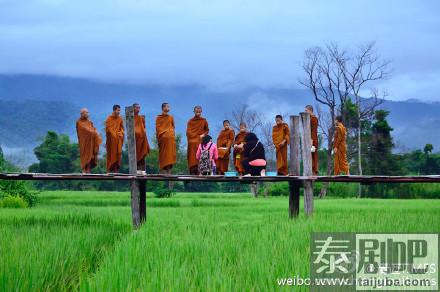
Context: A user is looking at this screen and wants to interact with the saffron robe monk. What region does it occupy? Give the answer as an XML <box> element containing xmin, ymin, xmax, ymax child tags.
<box><xmin>272</xmin><ymin>115</ymin><xmax>290</xmax><ymax>175</ymax></box>
<box><xmin>133</xmin><ymin>103</ymin><xmax>150</xmax><ymax>171</ymax></box>
<box><xmin>216</xmin><ymin>120</ymin><xmax>235</xmax><ymax>175</ymax></box>
<box><xmin>76</xmin><ymin>108</ymin><xmax>102</xmax><ymax>173</ymax></box>
<box><xmin>333</xmin><ymin>115</ymin><xmax>350</xmax><ymax>175</ymax></box>
<box><xmin>105</xmin><ymin>105</ymin><xmax>124</xmax><ymax>173</ymax></box>
<box><xmin>155</xmin><ymin>102</ymin><xmax>177</xmax><ymax>174</ymax></box>
<box><xmin>306</xmin><ymin>105</ymin><xmax>319</xmax><ymax>175</ymax></box>
<box><xmin>186</xmin><ymin>106</ymin><xmax>209</xmax><ymax>174</ymax></box>
<box><xmin>233</xmin><ymin>123</ymin><xmax>248</xmax><ymax>175</ymax></box>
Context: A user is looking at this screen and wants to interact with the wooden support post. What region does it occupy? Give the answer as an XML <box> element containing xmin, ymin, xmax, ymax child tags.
<box><xmin>300</xmin><ymin>112</ymin><xmax>314</xmax><ymax>216</ymax></box>
<box><xmin>139</xmin><ymin>180</ymin><xmax>147</xmax><ymax>223</ymax></box>
<box><xmin>288</xmin><ymin>115</ymin><xmax>301</xmax><ymax>218</ymax></box>
<box><xmin>288</xmin><ymin>181</ymin><xmax>300</xmax><ymax>218</ymax></box>
<box><xmin>125</xmin><ymin>106</ymin><xmax>141</xmax><ymax>229</ymax></box>
<box><xmin>290</xmin><ymin>116</ymin><xmax>301</xmax><ymax>176</ymax></box>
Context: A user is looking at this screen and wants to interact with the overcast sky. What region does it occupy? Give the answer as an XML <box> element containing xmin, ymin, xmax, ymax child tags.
<box><xmin>1</xmin><ymin>0</ymin><xmax>439</xmax><ymax>101</ymax></box>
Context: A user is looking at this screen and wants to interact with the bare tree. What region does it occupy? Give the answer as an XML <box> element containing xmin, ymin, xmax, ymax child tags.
<box><xmin>228</xmin><ymin>104</ymin><xmax>263</xmax><ymax>133</ymax></box>
<box><xmin>340</xmin><ymin>42</ymin><xmax>391</xmax><ymax>197</ymax></box>
<box><xmin>300</xmin><ymin>42</ymin><xmax>391</xmax><ymax>198</ymax></box>
<box><xmin>260</xmin><ymin>121</ymin><xmax>275</xmax><ymax>159</ymax></box>
<box><xmin>299</xmin><ymin>43</ymin><xmax>351</xmax><ymax>197</ymax></box>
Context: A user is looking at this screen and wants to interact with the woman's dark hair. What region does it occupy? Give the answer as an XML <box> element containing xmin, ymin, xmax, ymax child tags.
<box><xmin>202</xmin><ymin>135</ymin><xmax>212</xmax><ymax>146</ymax></box>
<box><xmin>244</xmin><ymin>132</ymin><xmax>258</xmax><ymax>143</ymax></box>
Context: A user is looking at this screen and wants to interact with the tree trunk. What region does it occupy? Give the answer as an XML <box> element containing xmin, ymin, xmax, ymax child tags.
<box><xmin>356</xmin><ymin>96</ymin><xmax>363</xmax><ymax>198</ymax></box>
<box><xmin>319</xmin><ymin>108</ymin><xmax>335</xmax><ymax>199</ymax></box>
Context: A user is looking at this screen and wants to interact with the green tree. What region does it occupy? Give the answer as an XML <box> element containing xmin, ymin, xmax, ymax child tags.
<box><xmin>364</xmin><ymin>110</ymin><xmax>401</xmax><ymax>198</ymax></box>
<box><xmin>343</xmin><ymin>99</ymin><xmax>373</xmax><ymax>175</ymax></box>
<box><xmin>0</xmin><ymin>145</ymin><xmax>37</xmax><ymax>206</ymax></box>
<box><xmin>422</xmin><ymin>144</ymin><xmax>439</xmax><ymax>174</ymax></box>
<box><xmin>366</xmin><ymin>110</ymin><xmax>398</xmax><ymax>175</ymax></box>
<box><xmin>29</xmin><ymin>131</ymin><xmax>79</xmax><ymax>173</ymax></box>
<box><xmin>28</xmin><ymin>132</ymin><xmax>81</xmax><ymax>190</ymax></box>
<box><xmin>424</xmin><ymin>144</ymin><xmax>434</xmax><ymax>155</ymax></box>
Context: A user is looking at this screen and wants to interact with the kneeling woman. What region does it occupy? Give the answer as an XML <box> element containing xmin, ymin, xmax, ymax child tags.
<box><xmin>241</xmin><ymin>132</ymin><xmax>266</xmax><ymax>176</ymax></box>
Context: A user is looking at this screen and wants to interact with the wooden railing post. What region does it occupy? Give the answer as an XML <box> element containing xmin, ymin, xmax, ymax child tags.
<box><xmin>125</xmin><ymin>106</ymin><xmax>141</xmax><ymax>229</ymax></box>
<box><xmin>300</xmin><ymin>112</ymin><xmax>314</xmax><ymax>216</ymax></box>
<box><xmin>288</xmin><ymin>115</ymin><xmax>301</xmax><ymax>218</ymax></box>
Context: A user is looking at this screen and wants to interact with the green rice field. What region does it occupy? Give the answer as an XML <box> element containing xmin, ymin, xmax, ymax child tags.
<box><xmin>1</xmin><ymin>191</ymin><xmax>439</xmax><ymax>291</ymax></box>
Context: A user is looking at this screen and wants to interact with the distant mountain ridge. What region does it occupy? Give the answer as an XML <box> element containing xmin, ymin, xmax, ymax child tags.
<box><xmin>0</xmin><ymin>74</ymin><xmax>439</xmax><ymax>164</ymax></box>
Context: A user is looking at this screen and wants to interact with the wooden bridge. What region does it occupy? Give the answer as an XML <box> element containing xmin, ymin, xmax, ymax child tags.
<box><xmin>1</xmin><ymin>106</ymin><xmax>439</xmax><ymax>229</ymax></box>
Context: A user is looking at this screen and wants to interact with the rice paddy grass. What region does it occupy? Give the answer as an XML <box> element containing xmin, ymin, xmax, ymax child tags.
<box><xmin>1</xmin><ymin>190</ymin><xmax>439</xmax><ymax>291</ymax></box>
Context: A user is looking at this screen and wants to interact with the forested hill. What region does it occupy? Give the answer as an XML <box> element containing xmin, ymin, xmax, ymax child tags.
<box><xmin>0</xmin><ymin>100</ymin><xmax>77</xmax><ymax>146</ymax></box>
<box><xmin>0</xmin><ymin>74</ymin><xmax>439</xmax><ymax>154</ymax></box>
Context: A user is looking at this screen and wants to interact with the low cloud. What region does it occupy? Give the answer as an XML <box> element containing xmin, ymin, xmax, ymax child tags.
<box><xmin>0</xmin><ymin>0</ymin><xmax>439</xmax><ymax>101</ymax></box>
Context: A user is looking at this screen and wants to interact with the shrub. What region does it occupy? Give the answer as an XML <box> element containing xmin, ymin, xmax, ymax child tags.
<box><xmin>262</xmin><ymin>182</ymin><xmax>359</xmax><ymax>197</ymax></box>
<box><xmin>325</xmin><ymin>183</ymin><xmax>358</xmax><ymax>198</ymax></box>
<box><xmin>0</xmin><ymin>180</ymin><xmax>38</xmax><ymax>206</ymax></box>
<box><xmin>0</xmin><ymin>145</ymin><xmax>38</xmax><ymax>207</ymax></box>
<box><xmin>153</xmin><ymin>182</ymin><xmax>175</xmax><ymax>198</ymax></box>
<box><xmin>260</xmin><ymin>182</ymin><xmax>288</xmax><ymax>196</ymax></box>
<box><xmin>0</xmin><ymin>195</ymin><xmax>29</xmax><ymax>208</ymax></box>
<box><xmin>268</xmin><ymin>182</ymin><xmax>289</xmax><ymax>196</ymax></box>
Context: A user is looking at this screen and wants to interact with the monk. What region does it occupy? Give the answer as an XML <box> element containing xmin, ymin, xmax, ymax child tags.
<box><xmin>272</xmin><ymin>115</ymin><xmax>290</xmax><ymax>175</ymax></box>
<box><xmin>156</xmin><ymin>102</ymin><xmax>177</xmax><ymax>174</ymax></box>
<box><xmin>333</xmin><ymin>115</ymin><xmax>350</xmax><ymax>175</ymax></box>
<box><xmin>216</xmin><ymin>120</ymin><xmax>235</xmax><ymax>175</ymax></box>
<box><xmin>133</xmin><ymin>103</ymin><xmax>150</xmax><ymax>171</ymax></box>
<box><xmin>305</xmin><ymin>105</ymin><xmax>319</xmax><ymax>175</ymax></box>
<box><xmin>186</xmin><ymin>106</ymin><xmax>209</xmax><ymax>174</ymax></box>
<box><xmin>76</xmin><ymin>108</ymin><xmax>102</xmax><ymax>173</ymax></box>
<box><xmin>105</xmin><ymin>105</ymin><xmax>124</xmax><ymax>173</ymax></box>
<box><xmin>233</xmin><ymin>122</ymin><xmax>248</xmax><ymax>175</ymax></box>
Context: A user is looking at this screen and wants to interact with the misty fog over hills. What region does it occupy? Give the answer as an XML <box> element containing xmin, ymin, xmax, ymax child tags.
<box><xmin>1</xmin><ymin>74</ymin><xmax>438</xmax><ymax>167</ymax></box>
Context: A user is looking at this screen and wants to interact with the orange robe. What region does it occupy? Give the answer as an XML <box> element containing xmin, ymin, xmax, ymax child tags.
<box><xmin>186</xmin><ymin>117</ymin><xmax>209</xmax><ymax>173</ymax></box>
<box><xmin>155</xmin><ymin>114</ymin><xmax>177</xmax><ymax>170</ymax></box>
<box><xmin>216</xmin><ymin>128</ymin><xmax>235</xmax><ymax>175</ymax></box>
<box><xmin>76</xmin><ymin>118</ymin><xmax>101</xmax><ymax>170</ymax></box>
<box><xmin>105</xmin><ymin>115</ymin><xmax>124</xmax><ymax>172</ymax></box>
<box><xmin>272</xmin><ymin>123</ymin><xmax>290</xmax><ymax>175</ymax></box>
<box><xmin>134</xmin><ymin>115</ymin><xmax>150</xmax><ymax>163</ymax></box>
<box><xmin>333</xmin><ymin>123</ymin><xmax>349</xmax><ymax>175</ymax></box>
<box><xmin>233</xmin><ymin>132</ymin><xmax>247</xmax><ymax>174</ymax></box>
<box><xmin>310</xmin><ymin>114</ymin><xmax>319</xmax><ymax>175</ymax></box>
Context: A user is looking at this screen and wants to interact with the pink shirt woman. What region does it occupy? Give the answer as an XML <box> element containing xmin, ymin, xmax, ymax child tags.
<box><xmin>196</xmin><ymin>141</ymin><xmax>219</xmax><ymax>167</ymax></box>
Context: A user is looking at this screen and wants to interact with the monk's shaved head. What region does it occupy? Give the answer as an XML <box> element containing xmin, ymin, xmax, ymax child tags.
<box><xmin>193</xmin><ymin>105</ymin><xmax>202</xmax><ymax>117</ymax></box>
<box><xmin>161</xmin><ymin>102</ymin><xmax>170</xmax><ymax>113</ymax></box>
<box><xmin>80</xmin><ymin>108</ymin><xmax>89</xmax><ymax>119</ymax></box>
<box><xmin>335</xmin><ymin>115</ymin><xmax>343</xmax><ymax>123</ymax></box>
<box><xmin>223</xmin><ymin>120</ymin><xmax>230</xmax><ymax>130</ymax></box>
<box><xmin>305</xmin><ymin>105</ymin><xmax>314</xmax><ymax>113</ymax></box>
<box><xmin>133</xmin><ymin>103</ymin><xmax>140</xmax><ymax>115</ymax></box>
<box><xmin>239</xmin><ymin>122</ymin><xmax>247</xmax><ymax>132</ymax></box>
<box><xmin>112</xmin><ymin>104</ymin><xmax>121</xmax><ymax>117</ymax></box>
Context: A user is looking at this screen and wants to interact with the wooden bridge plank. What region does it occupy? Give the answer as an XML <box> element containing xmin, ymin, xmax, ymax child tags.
<box><xmin>1</xmin><ymin>172</ymin><xmax>440</xmax><ymax>183</ymax></box>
